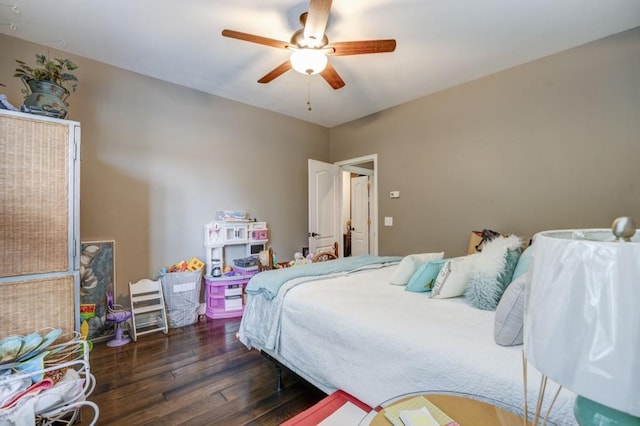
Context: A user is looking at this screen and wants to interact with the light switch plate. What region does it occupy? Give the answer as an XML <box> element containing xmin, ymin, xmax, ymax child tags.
<box><xmin>384</xmin><ymin>217</ymin><xmax>393</xmax><ymax>226</ymax></box>
<box><xmin>390</xmin><ymin>191</ymin><xmax>400</xmax><ymax>199</ymax></box>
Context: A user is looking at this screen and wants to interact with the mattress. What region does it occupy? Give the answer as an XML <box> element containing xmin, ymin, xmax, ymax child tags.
<box><xmin>240</xmin><ymin>263</ymin><xmax>577</xmax><ymax>425</ymax></box>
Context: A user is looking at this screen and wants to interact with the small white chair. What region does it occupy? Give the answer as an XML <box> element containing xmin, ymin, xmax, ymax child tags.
<box><xmin>128</xmin><ymin>279</ymin><xmax>169</xmax><ymax>341</ymax></box>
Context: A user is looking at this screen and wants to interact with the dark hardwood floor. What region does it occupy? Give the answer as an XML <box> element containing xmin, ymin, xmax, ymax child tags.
<box><xmin>82</xmin><ymin>317</ymin><xmax>326</xmax><ymax>425</ymax></box>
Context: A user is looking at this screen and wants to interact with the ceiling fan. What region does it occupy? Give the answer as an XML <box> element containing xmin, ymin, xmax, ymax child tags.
<box><xmin>221</xmin><ymin>0</ymin><xmax>396</xmax><ymax>90</ymax></box>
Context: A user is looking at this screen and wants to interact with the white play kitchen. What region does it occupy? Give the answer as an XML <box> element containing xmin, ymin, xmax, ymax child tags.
<box><xmin>203</xmin><ymin>211</ymin><xmax>269</xmax><ymax>319</ymax></box>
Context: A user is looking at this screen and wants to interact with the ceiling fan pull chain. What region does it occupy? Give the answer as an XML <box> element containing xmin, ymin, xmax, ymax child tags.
<box><xmin>306</xmin><ymin>73</ymin><xmax>312</xmax><ymax>111</ymax></box>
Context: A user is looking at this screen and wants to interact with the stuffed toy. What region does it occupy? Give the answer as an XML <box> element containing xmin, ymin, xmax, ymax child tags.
<box><xmin>293</xmin><ymin>252</ymin><xmax>312</xmax><ymax>266</ymax></box>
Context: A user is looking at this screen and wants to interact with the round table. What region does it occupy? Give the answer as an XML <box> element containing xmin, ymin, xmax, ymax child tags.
<box><xmin>360</xmin><ymin>392</ymin><xmax>542</xmax><ymax>426</ymax></box>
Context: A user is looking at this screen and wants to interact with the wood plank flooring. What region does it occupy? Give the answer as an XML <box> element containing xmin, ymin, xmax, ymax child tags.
<box><xmin>82</xmin><ymin>317</ymin><xmax>326</xmax><ymax>425</ymax></box>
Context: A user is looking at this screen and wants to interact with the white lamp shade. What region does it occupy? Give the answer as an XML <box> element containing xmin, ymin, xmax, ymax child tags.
<box><xmin>524</xmin><ymin>229</ymin><xmax>640</xmax><ymax>416</ymax></box>
<box><xmin>290</xmin><ymin>49</ymin><xmax>328</xmax><ymax>75</ymax></box>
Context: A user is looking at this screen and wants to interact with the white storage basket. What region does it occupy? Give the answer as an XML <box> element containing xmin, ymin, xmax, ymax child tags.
<box><xmin>160</xmin><ymin>271</ymin><xmax>203</xmax><ymax>328</ymax></box>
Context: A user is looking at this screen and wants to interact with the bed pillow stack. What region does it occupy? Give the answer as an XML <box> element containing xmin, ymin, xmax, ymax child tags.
<box><xmin>464</xmin><ymin>235</ymin><xmax>522</xmax><ymax>310</ymax></box>
<box><xmin>389</xmin><ymin>252</ymin><xmax>445</xmax><ymax>285</ymax></box>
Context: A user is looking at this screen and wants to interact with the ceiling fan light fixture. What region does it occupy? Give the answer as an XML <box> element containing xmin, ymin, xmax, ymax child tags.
<box><xmin>290</xmin><ymin>48</ymin><xmax>328</xmax><ymax>75</ymax></box>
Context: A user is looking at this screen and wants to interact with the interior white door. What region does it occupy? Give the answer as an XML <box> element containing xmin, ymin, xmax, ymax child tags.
<box><xmin>350</xmin><ymin>175</ymin><xmax>370</xmax><ymax>256</ymax></box>
<box><xmin>308</xmin><ymin>159</ymin><xmax>340</xmax><ymax>254</ymax></box>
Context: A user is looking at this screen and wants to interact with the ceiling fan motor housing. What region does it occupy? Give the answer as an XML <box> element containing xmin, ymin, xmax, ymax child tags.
<box><xmin>291</xmin><ymin>28</ymin><xmax>329</xmax><ymax>48</ymax></box>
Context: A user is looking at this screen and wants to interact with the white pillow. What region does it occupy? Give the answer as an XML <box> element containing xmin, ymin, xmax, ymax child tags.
<box><xmin>431</xmin><ymin>255</ymin><xmax>476</xmax><ymax>298</ymax></box>
<box><xmin>390</xmin><ymin>252</ymin><xmax>445</xmax><ymax>285</ymax></box>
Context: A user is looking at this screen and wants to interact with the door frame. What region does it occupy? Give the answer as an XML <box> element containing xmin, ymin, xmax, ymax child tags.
<box><xmin>335</xmin><ymin>154</ymin><xmax>378</xmax><ymax>256</ymax></box>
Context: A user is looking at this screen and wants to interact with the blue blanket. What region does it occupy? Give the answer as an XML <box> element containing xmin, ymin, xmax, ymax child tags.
<box><xmin>246</xmin><ymin>255</ymin><xmax>401</xmax><ymax>300</ymax></box>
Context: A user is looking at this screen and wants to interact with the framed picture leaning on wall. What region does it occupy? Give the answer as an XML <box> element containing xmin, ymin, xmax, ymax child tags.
<box><xmin>80</xmin><ymin>240</ymin><xmax>116</xmax><ymax>340</ymax></box>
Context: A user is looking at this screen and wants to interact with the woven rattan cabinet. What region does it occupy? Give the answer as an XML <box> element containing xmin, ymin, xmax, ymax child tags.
<box><xmin>0</xmin><ymin>109</ymin><xmax>81</xmax><ymax>337</ymax></box>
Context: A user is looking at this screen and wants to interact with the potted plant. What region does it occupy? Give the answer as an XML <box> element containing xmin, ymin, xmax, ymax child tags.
<box><xmin>14</xmin><ymin>54</ymin><xmax>78</xmax><ymax>118</ymax></box>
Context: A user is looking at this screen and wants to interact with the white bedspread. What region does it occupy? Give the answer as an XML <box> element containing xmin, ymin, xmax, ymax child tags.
<box><xmin>240</xmin><ymin>263</ymin><xmax>578</xmax><ymax>425</ymax></box>
<box><xmin>239</xmin><ymin>263</ymin><xmax>397</xmax><ymax>352</ymax></box>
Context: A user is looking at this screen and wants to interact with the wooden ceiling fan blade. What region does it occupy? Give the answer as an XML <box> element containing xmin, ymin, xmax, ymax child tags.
<box><xmin>328</xmin><ymin>39</ymin><xmax>396</xmax><ymax>56</ymax></box>
<box><xmin>222</xmin><ymin>29</ymin><xmax>290</xmax><ymax>49</ymax></box>
<box><xmin>303</xmin><ymin>0</ymin><xmax>332</xmax><ymax>46</ymax></box>
<box><xmin>258</xmin><ymin>61</ymin><xmax>292</xmax><ymax>84</ymax></box>
<box><xmin>320</xmin><ymin>63</ymin><xmax>345</xmax><ymax>90</ymax></box>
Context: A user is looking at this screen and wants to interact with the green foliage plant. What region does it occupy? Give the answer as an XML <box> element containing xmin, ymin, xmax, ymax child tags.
<box><xmin>14</xmin><ymin>54</ymin><xmax>78</xmax><ymax>93</ymax></box>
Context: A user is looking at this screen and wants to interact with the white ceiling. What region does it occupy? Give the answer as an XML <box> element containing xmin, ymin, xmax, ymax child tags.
<box><xmin>1</xmin><ymin>0</ymin><xmax>639</xmax><ymax>128</ymax></box>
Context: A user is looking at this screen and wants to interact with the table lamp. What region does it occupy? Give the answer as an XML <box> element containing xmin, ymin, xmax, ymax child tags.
<box><xmin>524</xmin><ymin>217</ymin><xmax>640</xmax><ymax>425</ymax></box>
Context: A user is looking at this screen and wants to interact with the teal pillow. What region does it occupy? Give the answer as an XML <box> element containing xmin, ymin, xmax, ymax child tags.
<box><xmin>499</xmin><ymin>248</ymin><xmax>521</xmax><ymax>287</ymax></box>
<box><xmin>511</xmin><ymin>245</ymin><xmax>533</xmax><ymax>281</ymax></box>
<box><xmin>405</xmin><ymin>260</ymin><xmax>447</xmax><ymax>292</ymax></box>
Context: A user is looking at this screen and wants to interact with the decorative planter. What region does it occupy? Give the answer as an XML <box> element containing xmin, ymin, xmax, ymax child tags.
<box><xmin>23</xmin><ymin>79</ymin><xmax>70</xmax><ymax>119</ymax></box>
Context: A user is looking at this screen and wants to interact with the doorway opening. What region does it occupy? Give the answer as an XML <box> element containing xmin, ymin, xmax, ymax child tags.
<box><xmin>336</xmin><ymin>154</ymin><xmax>378</xmax><ymax>257</ymax></box>
<box><xmin>307</xmin><ymin>154</ymin><xmax>378</xmax><ymax>258</ymax></box>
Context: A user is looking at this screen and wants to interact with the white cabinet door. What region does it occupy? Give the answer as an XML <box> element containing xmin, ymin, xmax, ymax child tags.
<box><xmin>0</xmin><ymin>110</ymin><xmax>80</xmax><ymax>336</ymax></box>
<box><xmin>224</xmin><ymin>224</ymin><xmax>248</xmax><ymax>243</ymax></box>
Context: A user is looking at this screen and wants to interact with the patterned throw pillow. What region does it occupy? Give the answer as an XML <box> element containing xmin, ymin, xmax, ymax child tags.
<box><xmin>465</xmin><ymin>235</ymin><xmax>522</xmax><ymax>310</ymax></box>
<box><xmin>431</xmin><ymin>256</ymin><xmax>476</xmax><ymax>298</ymax></box>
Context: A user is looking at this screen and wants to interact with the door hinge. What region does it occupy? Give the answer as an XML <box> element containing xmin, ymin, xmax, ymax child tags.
<box><xmin>368</xmin><ymin>219</ymin><xmax>372</xmax><ymax>225</ymax></box>
<box><xmin>367</xmin><ymin>181</ymin><xmax>372</xmax><ymax>190</ymax></box>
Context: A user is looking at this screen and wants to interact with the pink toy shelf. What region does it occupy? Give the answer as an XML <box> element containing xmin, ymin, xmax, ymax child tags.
<box><xmin>205</xmin><ymin>268</ymin><xmax>257</xmax><ymax>319</ymax></box>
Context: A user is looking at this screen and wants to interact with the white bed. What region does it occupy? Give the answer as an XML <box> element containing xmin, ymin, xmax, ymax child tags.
<box><xmin>239</xmin><ymin>261</ymin><xmax>577</xmax><ymax>425</ymax></box>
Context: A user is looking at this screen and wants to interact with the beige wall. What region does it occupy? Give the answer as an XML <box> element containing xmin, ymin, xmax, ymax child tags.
<box><xmin>3</xmin><ymin>26</ymin><xmax>640</xmax><ymax>298</ymax></box>
<box><xmin>1</xmin><ymin>34</ymin><xmax>329</xmax><ymax>301</ymax></box>
<box><xmin>330</xmin><ymin>27</ymin><xmax>640</xmax><ymax>257</ymax></box>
